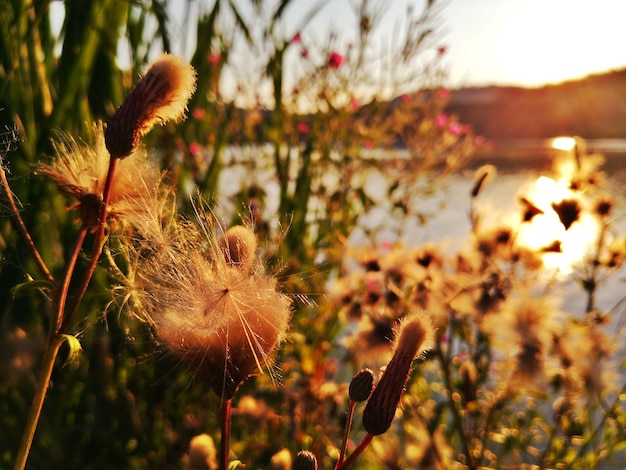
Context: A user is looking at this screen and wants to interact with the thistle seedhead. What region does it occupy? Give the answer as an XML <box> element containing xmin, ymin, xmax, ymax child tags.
<box><xmin>362</xmin><ymin>312</ymin><xmax>433</xmax><ymax>436</ymax></box>
<box><xmin>138</xmin><ymin>217</ymin><xmax>291</xmax><ymax>399</ymax></box>
<box><xmin>105</xmin><ymin>54</ymin><xmax>197</xmax><ymax>159</ymax></box>
<box><xmin>37</xmin><ymin>123</ymin><xmax>166</xmax><ymax>231</ymax></box>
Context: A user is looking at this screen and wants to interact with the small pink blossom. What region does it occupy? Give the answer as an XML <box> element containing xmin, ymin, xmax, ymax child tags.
<box><xmin>448</xmin><ymin>122</ymin><xmax>463</xmax><ymax>136</ymax></box>
<box><xmin>435</xmin><ymin>113</ymin><xmax>449</xmax><ymax>129</ymax></box>
<box><xmin>400</xmin><ymin>94</ymin><xmax>410</xmax><ymax>103</ymax></box>
<box><xmin>209</xmin><ymin>53</ymin><xmax>221</xmax><ymax>64</ymax></box>
<box><xmin>327</xmin><ymin>52</ymin><xmax>344</xmax><ymax>69</ymax></box>
<box><xmin>350</xmin><ymin>97</ymin><xmax>360</xmax><ymax>111</ymax></box>
<box><xmin>437</xmin><ymin>88</ymin><xmax>450</xmax><ymax>100</ymax></box>
<box><xmin>192</xmin><ymin>108</ymin><xmax>206</xmax><ymax>120</ymax></box>
<box><xmin>380</xmin><ymin>240</ymin><xmax>393</xmax><ymax>251</ymax></box>
<box><xmin>291</xmin><ymin>32</ymin><xmax>301</xmax><ymax>43</ymax></box>
<box><xmin>189</xmin><ymin>142</ymin><xmax>202</xmax><ymax>157</ymax></box>
<box><xmin>296</xmin><ymin>121</ymin><xmax>310</xmax><ymax>134</ymax></box>
<box><xmin>364</xmin><ymin>140</ymin><xmax>374</xmax><ymax>149</ymax></box>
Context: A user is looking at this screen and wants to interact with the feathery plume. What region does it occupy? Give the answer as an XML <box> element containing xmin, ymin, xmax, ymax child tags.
<box><xmin>138</xmin><ymin>216</ymin><xmax>291</xmax><ymax>399</ymax></box>
<box><xmin>105</xmin><ymin>54</ymin><xmax>197</xmax><ymax>159</ymax></box>
<box><xmin>37</xmin><ymin>123</ymin><xmax>166</xmax><ymax>231</ymax></box>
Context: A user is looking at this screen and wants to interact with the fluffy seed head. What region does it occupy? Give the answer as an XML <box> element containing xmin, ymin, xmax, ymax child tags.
<box><xmin>105</xmin><ymin>54</ymin><xmax>197</xmax><ymax>159</ymax></box>
<box><xmin>138</xmin><ymin>218</ymin><xmax>291</xmax><ymax>399</ymax></box>
<box><xmin>37</xmin><ymin>123</ymin><xmax>166</xmax><ymax>231</ymax></box>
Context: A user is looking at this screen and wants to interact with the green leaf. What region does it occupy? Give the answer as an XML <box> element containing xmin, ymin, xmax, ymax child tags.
<box><xmin>10</xmin><ymin>279</ymin><xmax>55</xmax><ymax>297</ymax></box>
<box><xmin>58</xmin><ymin>334</ymin><xmax>83</xmax><ymax>366</ymax></box>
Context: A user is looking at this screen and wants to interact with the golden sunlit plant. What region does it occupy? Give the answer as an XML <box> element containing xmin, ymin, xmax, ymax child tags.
<box><xmin>2</xmin><ymin>1</ymin><xmax>625</xmax><ymax>469</ymax></box>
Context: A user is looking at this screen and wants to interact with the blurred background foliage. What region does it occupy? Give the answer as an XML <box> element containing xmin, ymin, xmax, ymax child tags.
<box><xmin>2</xmin><ymin>1</ymin><xmax>623</xmax><ymax>469</ymax></box>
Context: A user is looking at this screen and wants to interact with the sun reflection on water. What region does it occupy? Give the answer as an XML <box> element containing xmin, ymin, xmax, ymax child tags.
<box><xmin>515</xmin><ymin>175</ymin><xmax>600</xmax><ymax>273</ymax></box>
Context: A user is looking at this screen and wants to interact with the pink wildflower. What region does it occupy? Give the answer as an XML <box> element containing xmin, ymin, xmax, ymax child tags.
<box><xmin>189</xmin><ymin>142</ymin><xmax>202</xmax><ymax>157</ymax></box>
<box><xmin>328</xmin><ymin>52</ymin><xmax>344</xmax><ymax>69</ymax></box>
<box><xmin>296</xmin><ymin>122</ymin><xmax>310</xmax><ymax>134</ymax></box>
<box><xmin>435</xmin><ymin>113</ymin><xmax>449</xmax><ymax>129</ymax></box>
<box><xmin>192</xmin><ymin>108</ymin><xmax>206</xmax><ymax>120</ymax></box>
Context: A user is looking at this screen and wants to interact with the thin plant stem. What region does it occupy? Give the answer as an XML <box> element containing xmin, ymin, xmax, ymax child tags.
<box><xmin>336</xmin><ymin>432</ymin><xmax>374</xmax><ymax>470</ymax></box>
<box><xmin>0</xmin><ymin>164</ymin><xmax>55</xmax><ymax>285</ymax></box>
<box><xmin>65</xmin><ymin>157</ymin><xmax>118</xmax><ymax>327</ymax></box>
<box><xmin>335</xmin><ymin>400</ymin><xmax>357</xmax><ymax>469</ymax></box>
<box><xmin>434</xmin><ymin>344</ymin><xmax>473</xmax><ymax>467</ymax></box>
<box><xmin>13</xmin><ymin>335</ymin><xmax>64</xmax><ymax>470</ymax></box>
<box><xmin>220</xmin><ymin>398</ymin><xmax>233</xmax><ymax>470</ymax></box>
<box><xmin>14</xmin><ymin>226</ymin><xmax>87</xmax><ymax>469</ymax></box>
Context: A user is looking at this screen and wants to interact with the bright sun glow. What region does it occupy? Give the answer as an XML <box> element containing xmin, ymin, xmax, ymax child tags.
<box><xmin>550</xmin><ymin>136</ymin><xmax>577</xmax><ymax>151</ymax></box>
<box><xmin>516</xmin><ymin>176</ymin><xmax>599</xmax><ymax>272</ymax></box>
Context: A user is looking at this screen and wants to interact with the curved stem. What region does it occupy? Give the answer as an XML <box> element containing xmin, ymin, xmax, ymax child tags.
<box><xmin>0</xmin><ymin>164</ymin><xmax>55</xmax><ymax>285</ymax></box>
<box><xmin>56</xmin><ymin>226</ymin><xmax>88</xmax><ymax>333</ymax></box>
<box><xmin>13</xmin><ymin>335</ymin><xmax>64</xmax><ymax>470</ymax></box>
<box><xmin>219</xmin><ymin>398</ymin><xmax>232</xmax><ymax>470</ymax></box>
<box><xmin>336</xmin><ymin>433</ymin><xmax>373</xmax><ymax>470</ymax></box>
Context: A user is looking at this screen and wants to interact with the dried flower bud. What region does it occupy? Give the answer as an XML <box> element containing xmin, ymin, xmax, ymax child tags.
<box><xmin>551</xmin><ymin>198</ymin><xmax>581</xmax><ymax>231</ymax></box>
<box><xmin>218</xmin><ymin>225</ymin><xmax>257</xmax><ymax>270</ymax></box>
<box><xmin>349</xmin><ymin>368</ymin><xmax>374</xmax><ymax>402</ymax></box>
<box><xmin>188</xmin><ymin>434</ymin><xmax>218</xmax><ymax>470</ymax></box>
<box><xmin>362</xmin><ymin>313</ymin><xmax>433</xmax><ymax>436</ymax></box>
<box><xmin>471</xmin><ymin>164</ymin><xmax>496</xmax><ymax>198</ymax></box>
<box><xmin>105</xmin><ymin>54</ymin><xmax>197</xmax><ymax>159</ymax></box>
<box><xmin>293</xmin><ymin>450</ymin><xmax>318</xmax><ymax>470</ymax></box>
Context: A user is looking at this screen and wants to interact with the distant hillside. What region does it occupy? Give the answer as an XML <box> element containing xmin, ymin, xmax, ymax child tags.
<box><xmin>447</xmin><ymin>69</ymin><xmax>626</xmax><ymax>139</ymax></box>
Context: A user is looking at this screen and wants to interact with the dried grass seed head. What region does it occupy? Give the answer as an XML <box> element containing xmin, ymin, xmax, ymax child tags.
<box><xmin>105</xmin><ymin>54</ymin><xmax>197</xmax><ymax>159</ymax></box>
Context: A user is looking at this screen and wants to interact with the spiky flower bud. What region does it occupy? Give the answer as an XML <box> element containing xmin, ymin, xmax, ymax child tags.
<box><xmin>105</xmin><ymin>54</ymin><xmax>197</xmax><ymax>159</ymax></box>
<box><xmin>349</xmin><ymin>368</ymin><xmax>374</xmax><ymax>402</ymax></box>
<box><xmin>218</xmin><ymin>225</ymin><xmax>257</xmax><ymax>271</ymax></box>
<box><xmin>362</xmin><ymin>313</ymin><xmax>433</xmax><ymax>436</ymax></box>
<box><xmin>293</xmin><ymin>451</ymin><xmax>318</xmax><ymax>470</ymax></box>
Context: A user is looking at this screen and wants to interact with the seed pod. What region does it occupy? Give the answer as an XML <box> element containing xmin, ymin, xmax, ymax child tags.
<box><xmin>105</xmin><ymin>54</ymin><xmax>196</xmax><ymax>159</ymax></box>
<box><xmin>362</xmin><ymin>314</ymin><xmax>433</xmax><ymax>435</ymax></box>
<box><xmin>293</xmin><ymin>451</ymin><xmax>318</xmax><ymax>470</ymax></box>
<box><xmin>349</xmin><ymin>368</ymin><xmax>374</xmax><ymax>402</ymax></box>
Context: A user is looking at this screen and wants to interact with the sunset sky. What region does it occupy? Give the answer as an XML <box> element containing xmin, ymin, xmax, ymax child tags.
<box><xmin>306</xmin><ymin>0</ymin><xmax>626</xmax><ymax>88</ymax></box>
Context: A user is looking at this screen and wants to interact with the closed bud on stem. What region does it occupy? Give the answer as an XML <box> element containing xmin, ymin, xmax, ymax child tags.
<box><xmin>218</xmin><ymin>225</ymin><xmax>257</xmax><ymax>271</ymax></box>
<box><xmin>105</xmin><ymin>54</ymin><xmax>197</xmax><ymax>159</ymax></box>
<box><xmin>293</xmin><ymin>450</ymin><xmax>318</xmax><ymax>470</ymax></box>
<box><xmin>362</xmin><ymin>313</ymin><xmax>433</xmax><ymax>436</ymax></box>
<box><xmin>349</xmin><ymin>368</ymin><xmax>374</xmax><ymax>402</ymax></box>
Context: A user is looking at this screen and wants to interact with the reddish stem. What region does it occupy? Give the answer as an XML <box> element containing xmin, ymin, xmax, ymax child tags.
<box><xmin>65</xmin><ymin>158</ymin><xmax>118</xmax><ymax>326</ymax></box>
<box><xmin>0</xmin><ymin>165</ymin><xmax>55</xmax><ymax>285</ymax></box>
<box><xmin>220</xmin><ymin>398</ymin><xmax>232</xmax><ymax>470</ymax></box>
<box><xmin>337</xmin><ymin>433</ymin><xmax>374</xmax><ymax>470</ymax></box>
<box><xmin>335</xmin><ymin>400</ymin><xmax>357</xmax><ymax>469</ymax></box>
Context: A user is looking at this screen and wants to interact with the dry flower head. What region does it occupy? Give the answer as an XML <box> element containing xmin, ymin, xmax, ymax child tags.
<box><xmin>105</xmin><ymin>54</ymin><xmax>197</xmax><ymax>159</ymax></box>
